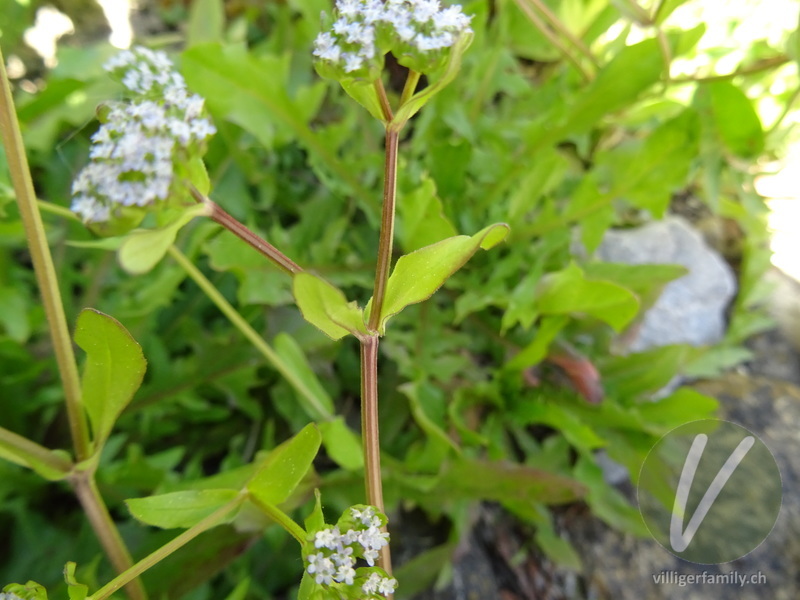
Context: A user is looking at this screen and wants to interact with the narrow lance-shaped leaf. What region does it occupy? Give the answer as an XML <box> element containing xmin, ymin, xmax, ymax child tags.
<box><xmin>368</xmin><ymin>223</ymin><xmax>509</xmax><ymax>333</ymax></box>
<box><xmin>126</xmin><ymin>489</ymin><xmax>242</xmax><ymax>529</ymax></box>
<box><xmin>73</xmin><ymin>308</ymin><xmax>147</xmax><ymax>450</ymax></box>
<box><xmin>293</xmin><ymin>272</ymin><xmax>369</xmax><ymax>340</ymax></box>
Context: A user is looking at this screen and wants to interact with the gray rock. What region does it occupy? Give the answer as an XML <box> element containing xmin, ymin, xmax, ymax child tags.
<box><xmin>596</xmin><ymin>217</ymin><xmax>737</xmax><ymax>351</ymax></box>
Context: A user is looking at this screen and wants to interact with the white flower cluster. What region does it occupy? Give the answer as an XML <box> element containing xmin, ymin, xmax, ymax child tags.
<box><xmin>71</xmin><ymin>47</ymin><xmax>216</xmax><ymax>225</ymax></box>
<box><xmin>0</xmin><ymin>593</ymin><xmax>24</xmax><ymax>600</ymax></box>
<box><xmin>313</xmin><ymin>0</ymin><xmax>471</xmax><ymax>76</ymax></box>
<box><xmin>305</xmin><ymin>506</ymin><xmax>397</xmax><ymax>598</ymax></box>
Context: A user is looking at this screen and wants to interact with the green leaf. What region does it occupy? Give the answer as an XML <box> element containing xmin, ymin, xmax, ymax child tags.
<box><xmin>694</xmin><ymin>80</ymin><xmax>765</xmax><ymax>158</ymax></box>
<box><xmin>0</xmin><ymin>428</ymin><xmax>72</xmax><ymax>481</ymax></box>
<box><xmin>527</xmin><ymin>37</ymin><xmax>663</xmax><ymax>149</ymax></box>
<box><xmin>400</xmin><ymin>381</ymin><xmax>461</xmax><ymax>462</ymax></box>
<box><xmin>583</xmin><ymin>262</ymin><xmax>688</xmax><ymax>312</ymax></box>
<box><xmin>0</xmin><ymin>285</ymin><xmax>30</xmax><ymax>342</ymax></box>
<box><xmin>509</xmin><ymin>399</ymin><xmax>606</xmax><ymax>452</ymax></box>
<box><xmin>187</xmin><ymin>155</ymin><xmax>211</xmax><ymax>196</ymax></box>
<box><xmin>600</xmin><ymin>344</ymin><xmax>698</xmax><ymax>399</ymax></box>
<box><xmin>574</xmin><ymin>457</ymin><xmax>649</xmax><ymax>535</ymax></box>
<box><xmin>118</xmin><ymin>204</ymin><xmax>209</xmax><ymax>274</ymax></box>
<box><xmin>126</xmin><ymin>489</ymin><xmax>241</xmax><ymax>528</ymax></box>
<box><xmin>222</xmin><ymin>577</ymin><xmax>250</xmax><ymax>600</ymax></box>
<box><xmin>397</xmin><ymin>175</ymin><xmax>458</xmax><ymax>252</ymax></box>
<box><xmin>143</xmin><ymin>526</ymin><xmax>255</xmax><ymax>598</ymax></box>
<box><xmin>607</xmin><ymin>109</ymin><xmax>700</xmax><ymax>217</ymax></box>
<box><xmin>319</xmin><ymin>418</ymin><xmax>364</xmax><ymax>470</ymax></box>
<box><xmin>181</xmin><ymin>44</ymin><xmax>325</xmax><ymax>150</ymax></box>
<box><xmin>273</xmin><ymin>333</ymin><xmax>335</xmax><ymax>421</ymax></box>
<box><xmin>292</xmin><ymin>273</ymin><xmax>369</xmax><ymax>340</ymax></box>
<box><xmin>2</xmin><ymin>581</ymin><xmax>49</xmax><ymax>600</ymax></box>
<box><xmin>437</xmin><ymin>457</ymin><xmax>585</xmax><ymax>505</ymax></box>
<box><xmin>507</xmin><ymin>315</ymin><xmax>569</xmax><ymax>371</ymax></box>
<box><xmin>636</xmin><ymin>388</ymin><xmax>718</xmax><ymax>431</ymax></box>
<box><xmin>74</xmin><ymin>308</ymin><xmax>147</xmax><ymax>448</ymax></box>
<box><xmin>304</xmin><ymin>488</ymin><xmax>325</xmax><ymax>533</ymax></box>
<box><xmin>187</xmin><ymin>0</ymin><xmax>225</xmax><ymax>46</ymax></box>
<box><xmin>340</xmin><ymin>78</ymin><xmax>386</xmax><ymax>122</ymax></box>
<box><xmin>247</xmin><ymin>423</ymin><xmax>321</xmax><ymax>506</ymax></box>
<box><xmin>654</xmin><ymin>0</ymin><xmax>692</xmax><ymax>23</ymax></box>
<box><xmin>535</xmin><ymin>522</ymin><xmax>583</xmax><ymax>570</ymax></box>
<box><xmin>63</xmin><ymin>562</ymin><xmax>88</xmax><ymax>600</ymax></box>
<box><xmin>369</xmin><ymin>223</ymin><xmax>509</xmax><ymax>333</ymax></box>
<box><xmin>535</xmin><ymin>263</ymin><xmax>639</xmax><ymax>332</ymax></box>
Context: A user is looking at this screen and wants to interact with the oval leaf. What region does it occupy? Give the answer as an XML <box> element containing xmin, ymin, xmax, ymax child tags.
<box><xmin>535</xmin><ymin>263</ymin><xmax>639</xmax><ymax>332</ymax></box>
<box><xmin>126</xmin><ymin>489</ymin><xmax>241</xmax><ymax>529</ymax></box>
<box><xmin>247</xmin><ymin>423</ymin><xmax>321</xmax><ymax>506</ymax></box>
<box><xmin>118</xmin><ymin>204</ymin><xmax>209</xmax><ymax>274</ymax></box>
<box><xmin>697</xmin><ymin>80</ymin><xmax>765</xmax><ymax>159</ymax></box>
<box><xmin>319</xmin><ymin>417</ymin><xmax>364</xmax><ymax>471</ymax></box>
<box><xmin>74</xmin><ymin>308</ymin><xmax>147</xmax><ymax>449</ymax></box>
<box><xmin>293</xmin><ymin>273</ymin><xmax>368</xmax><ymax>340</ymax></box>
<box><xmin>370</xmin><ymin>223</ymin><xmax>509</xmax><ymax>333</ymax></box>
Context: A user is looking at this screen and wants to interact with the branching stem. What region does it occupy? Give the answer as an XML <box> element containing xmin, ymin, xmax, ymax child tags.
<box><xmin>0</xmin><ymin>44</ymin><xmax>91</xmax><ymax>462</ymax></box>
<box><xmin>189</xmin><ymin>186</ymin><xmax>303</xmax><ymax>275</ymax></box>
<box><xmin>72</xmin><ymin>473</ymin><xmax>148</xmax><ymax>600</ymax></box>
<box><xmin>367</xmin><ymin>128</ymin><xmax>400</xmax><ymax>332</ymax></box>
<box><xmin>89</xmin><ymin>494</ymin><xmax>247</xmax><ymax>600</ymax></box>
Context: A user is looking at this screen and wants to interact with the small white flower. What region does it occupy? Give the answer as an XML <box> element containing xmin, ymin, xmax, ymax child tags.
<box><xmin>378</xmin><ymin>577</ymin><xmax>398</xmax><ymax>595</ymax></box>
<box><xmin>314</xmin><ymin>526</ymin><xmax>341</xmax><ymax>550</ymax></box>
<box><xmin>334</xmin><ymin>563</ymin><xmax>357</xmax><ymax>585</ymax></box>
<box><xmin>307</xmin><ymin>552</ymin><xmax>336</xmax><ymax>585</ymax></box>
<box><xmin>363</xmin><ymin>548</ymin><xmax>379</xmax><ymax>566</ymax></box>
<box><xmin>331</xmin><ymin>543</ymin><xmax>354</xmax><ymax>566</ymax></box>
<box><xmin>343</xmin><ymin>52</ymin><xmax>364</xmax><ymax>72</ymax></box>
<box><xmin>362</xmin><ymin>572</ymin><xmax>383</xmax><ymax>594</ymax></box>
<box><xmin>359</xmin><ymin>526</ymin><xmax>390</xmax><ymax>550</ymax></box>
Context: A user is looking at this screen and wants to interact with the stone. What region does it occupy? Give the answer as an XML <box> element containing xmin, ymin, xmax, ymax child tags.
<box><xmin>596</xmin><ymin>217</ymin><xmax>737</xmax><ymax>352</ymax></box>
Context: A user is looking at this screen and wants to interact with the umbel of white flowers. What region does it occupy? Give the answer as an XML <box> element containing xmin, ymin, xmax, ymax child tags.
<box><xmin>71</xmin><ymin>47</ymin><xmax>215</xmax><ymax>228</ymax></box>
<box><xmin>306</xmin><ymin>505</ymin><xmax>397</xmax><ymax>598</ymax></box>
<box><xmin>0</xmin><ymin>593</ymin><xmax>24</xmax><ymax>600</ymax></box>
<box><xmin>313</xmin><ymin>0</ymin><xmax>472</xmax><ymax>78</ymax></box>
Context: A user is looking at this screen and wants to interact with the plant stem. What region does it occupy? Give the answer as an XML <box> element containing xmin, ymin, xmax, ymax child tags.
<box><xmin>0</xmin><ymin>44</ymin><xmax>91</xmax><ymax>463</ymax></box>
<box><xmin>360</xmin><ymin>335</ymin><xmax>392</xmax><ymax>574</ymax></box>
<box><xmin>167</xmin><ymin>246</ymin><xmax>333</xmax><ymax>421</ymax></box>
<box><xmin>89</xmin><ymin>494</ymin><xmax>247</xmax><ymax>600</ymax></box>
<box><xmin>374</xmin><ymin>78</ymin><xmax>394</xmax><ymax>122</ymax></box>
<box><xmin>671</xmin><ymin>54</ymin><xmax>789</xmax><ymax>83</ymax></box>
<box><xmin>247</xmin><ymin>495</ymin><xmax>307</xmax><ymax>544</ymax></box>
<box><xmin>0</xmin><ymin>426</ymin><xmax>74</xmax><ymax>475</ymax></box>
<box><xmin>513</xmin><ymin>0</ymin><xmax>592</xmax><ymax>82</ymax></box>
<box><xmin>72</xmin><ymin>473</ymin><xmax>148</xmax><ymax>600</ymax></box>
<box><xmin>767</xmin><ymin>85</ymin><xmax>800</xmax><ymax>137</ymax></box>
<box><xmin>400</xmin><ymin>70</ymin><xmax>422</xmax><ymax>107</ymax></box>
<box><xmin>188</xmin><ymin>186</ymin><xmax>303</xmax><ymax>275</ymax></box>
<box><xmin>367</xmin><ymin>128</ymin><xmax>400</xmax><ymax>332</ymax></box>
<box><xmin>524</xmin><ymin>0</ymin><xmax>599</xmax><ymax>67</ymax></box>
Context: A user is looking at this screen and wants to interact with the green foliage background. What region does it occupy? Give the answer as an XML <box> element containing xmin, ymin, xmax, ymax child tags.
<box><xmin>1</xmin><ymin>0</ymin><xmax>798</xmax><ymax>597</ymax></box>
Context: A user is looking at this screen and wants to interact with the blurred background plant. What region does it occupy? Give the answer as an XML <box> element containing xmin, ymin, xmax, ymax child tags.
<box><xmin>1</xmin><ymin>0</ymin><xmax>798</xmax><ymax>598</ymax></box>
